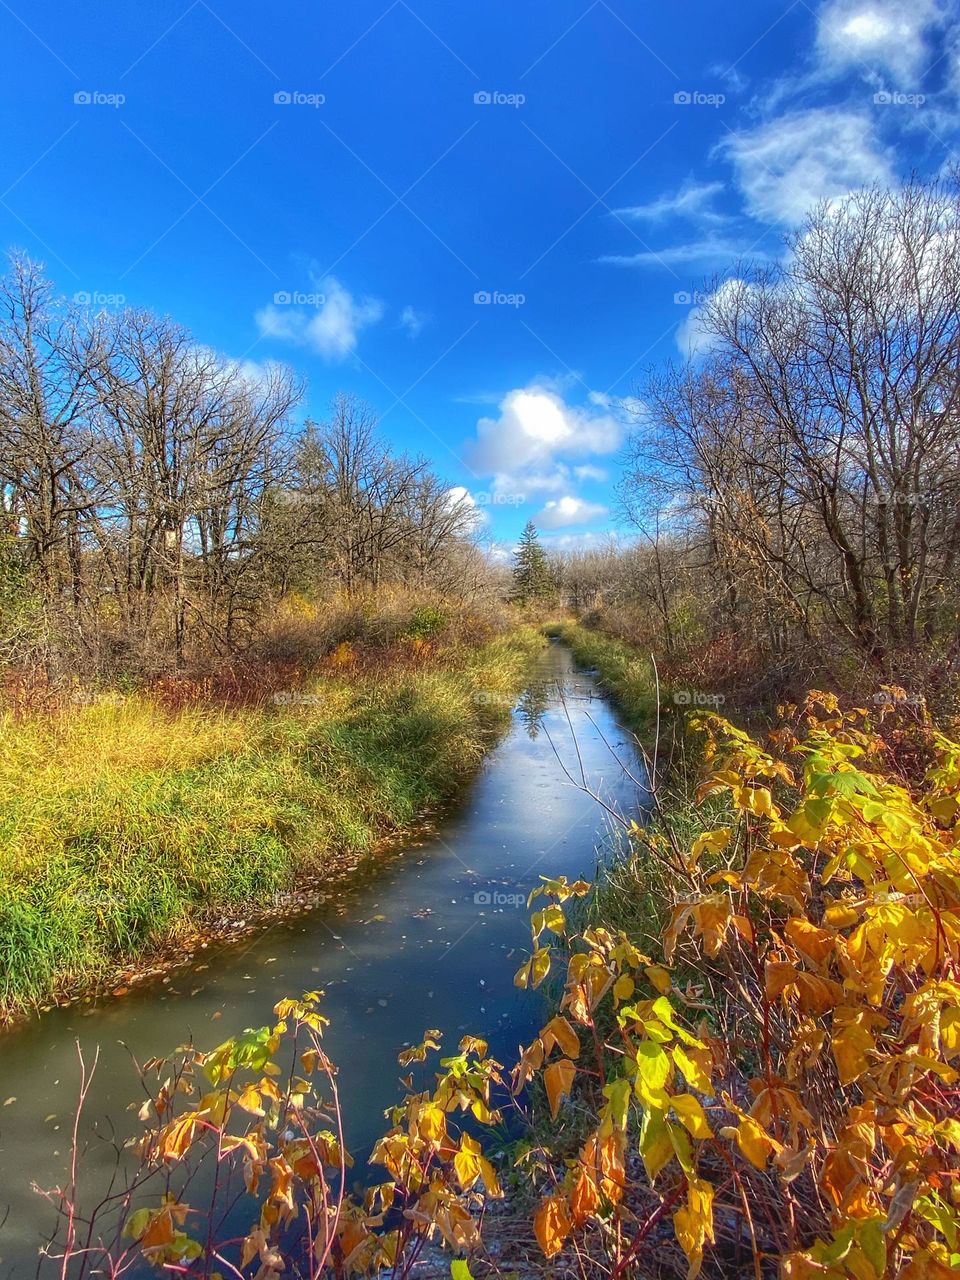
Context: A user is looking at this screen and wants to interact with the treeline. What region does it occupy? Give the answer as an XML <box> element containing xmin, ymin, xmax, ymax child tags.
<box><xmin>564</xmin><ymin>176</ymin><xmax>960</xmax><ymax>705</ymax></box>
<box><xmin>0</xmin><ymin>256</ymin><xmax>485</xmax><ymax>676</ymax></box>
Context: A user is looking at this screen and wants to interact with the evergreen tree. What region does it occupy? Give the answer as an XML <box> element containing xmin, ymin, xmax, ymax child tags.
<box><xmin>511</xmin><ymin>520</ymin><xmax>554</xmax><ymax>605</ymax></box>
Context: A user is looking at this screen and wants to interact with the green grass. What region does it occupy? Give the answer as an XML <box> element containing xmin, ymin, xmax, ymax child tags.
<box><xmin>0</xmin><ymin>627</ymin><xmax>545</xmax><ymax>1018</ymax></box>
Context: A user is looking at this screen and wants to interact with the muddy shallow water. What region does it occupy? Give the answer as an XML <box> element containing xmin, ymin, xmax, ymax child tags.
<box><xmin>0</xmin><ymin>640</ymin><xmax>648</xmax><ymax>1276</ymax></box>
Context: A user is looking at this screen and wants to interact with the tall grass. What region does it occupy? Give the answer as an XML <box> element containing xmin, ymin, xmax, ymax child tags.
<box><xmin>0</xmin><ymin>626</ymin><xmax>544</xmax><ymax>1019</ymax></box>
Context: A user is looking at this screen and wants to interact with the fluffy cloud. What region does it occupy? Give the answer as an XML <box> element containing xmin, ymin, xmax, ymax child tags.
<box><xmin>675</xmin><ymin>278</ymin><xmax>747</xmax><ymax>359</ymax></box>
<box><xmin>445</xmin><ymin>485</ymin><xmax>488</xmax><ymax>525</ymax></box>
<box><xmin>466</xmin><ymin>384</ymin><xmax>622</xmax><ymax>481</ymax></box>
<box><xmin>255</xmin><ymin>276</ymin><xmax>383</xmax><ymax>361</ymax></box>
<box><xmin>399</xmin><ymin>305</ymin><xmax>427</xmax><ymax>339</ymax></box>
<box><xmin>462</xmin><ymin>384</ymin><xmax>623</xmax><ymax>524</ymax></box>
<box><xmin>718</xmin><ymin>107</ymin><xmax>895</xmax><ymax>225</ymax></box>
<box><xmin>816</xmin><ymin>0</ymin><xmax>947</xmax><ymax>83</ymax></box>
<box><xmin>537</xmin><ymin>495</ymin><xmax>609</xmax><ymax>528</ymax></box>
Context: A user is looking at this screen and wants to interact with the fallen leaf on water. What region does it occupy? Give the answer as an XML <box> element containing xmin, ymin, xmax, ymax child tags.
<box><xmin>3</xmin><ymin>1097</ymin><xmax>16</xmax><ymax>1106</ymax></box>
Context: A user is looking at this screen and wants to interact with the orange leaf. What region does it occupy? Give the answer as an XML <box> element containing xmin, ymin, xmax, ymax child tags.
<box><xmin>570</xmin><ymin>1169</ymin><xmax>600</xmax><ymax>1226</ymax></box>
<box><xmin>534</xmin><ymin>1194</ymin><xmax>572</xmax><ymax>1258</ymax></box>
<box><xmin>544</xmin><ymin>1058</ymin><xmax>576</xmax><ymax>1121</ymax></box>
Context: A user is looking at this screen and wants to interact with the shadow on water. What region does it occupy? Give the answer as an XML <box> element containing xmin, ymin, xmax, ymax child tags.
<box><xmin>0</xmin><ymin>639</ymin><xmax>650</xmax><ymax>1275</ymax></box>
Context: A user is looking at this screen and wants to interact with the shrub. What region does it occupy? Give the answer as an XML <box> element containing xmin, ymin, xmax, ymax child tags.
<box><xmin>513</xmin><ymin>691</ymin><xmax>960</xmax><ymax>1277</ymax></box>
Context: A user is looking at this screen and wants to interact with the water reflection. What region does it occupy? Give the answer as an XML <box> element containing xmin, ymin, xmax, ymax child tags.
<box><xmin>515</xmin><ymin>677</ymin><xmax>553</xmax><ymax>739</ymax></box>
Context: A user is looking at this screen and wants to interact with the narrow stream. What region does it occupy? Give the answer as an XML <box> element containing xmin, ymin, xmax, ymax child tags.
<box><xmin>0</xmin><ymin>641</ymin><xmax>648</xmax><ymax>1275</ymax></box>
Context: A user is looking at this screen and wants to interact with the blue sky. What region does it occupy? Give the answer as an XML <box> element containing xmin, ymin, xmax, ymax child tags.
<box><xmin>1</xmin><ymin>0</ymin><xmax>958</xmax><ymax>547</ymax></box>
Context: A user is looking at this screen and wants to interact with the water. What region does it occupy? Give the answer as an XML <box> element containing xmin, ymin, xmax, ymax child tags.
<box><xmin>0</xmin><ymin>641</ymin><xmax>648</xmax><ymax>1275</ymax></box>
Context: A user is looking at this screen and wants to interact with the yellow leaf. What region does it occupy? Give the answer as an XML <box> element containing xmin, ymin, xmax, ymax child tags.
<box><xmin>156</xmin><ymin>1113</ymin><xmax>198</xmax><ymax>1162</ymax></box>
<box><xmin>736</xmin><ymin>785</ymin><xmax>778</xmax><ymax>818</ymax></box>
<box><xmin>720</xmin><ymin>1111</ymin><xmax>780</xmax><ymax>1170</ymax></box>
<box><xmin>672</xmin><ymin>1045</ymin><xmax>713</xmax><ymax>1094</ymax></box>
<box><xmin>544</xmin><ymin>1058</ymin><xmax>576</xmax><ymax>1121</ymax></box>
<box><xmin>613</xmin><ymin>974</ymin><xmax>635</xmax><ymax>1003</ymax></box>
<box><xmin>234</xmin><ymin>1084</ymin><xmax>264</xmax><ymax>1116</ymax></box>
<box><xmin>832</xmin><ymin>1007</ymin><xmax>885</xmax><ymax>1085</ymax></box>
<box><xmin>514</xmin><ymin>947</ymin><xmax>551</xmax><ymax>989</ymax></box>
<box><xmin>417</xmin><ymin>1102</ymin><xmax>447</xmax><ymax>1143</ymax></box>
<box><xmin>645</xmin><ymin>965</ymin><xmax>672</xmax><ymax>994</ymax></box>
<box><xmin>689</xmin><ymin>827</ymin><xmax>731</xmax><ymax>865</ymax></box>
<box><xmin>671</xmin><ymin>1093</ymin><xmax>713</xmax><ymax>1140</ymax></box>
<box><xmin>540</xmin><ymin>1015</ymin><xmax>581</xmax><ymax>1059</ymax></box>
<box><xmin>784</xmin><ymin>917</ymin><xmax>836</xmax><ymax>966</ymax></box>
<box><xmin>765</xmin><ymin>962</ymin><xmax>842</xmax><ymax>1014</ymax></box>
<box><xmin>639</xmin><ymin>1108</ymin><xmax>674</xmax><ymax>1181</ymax></box>
<box><xmin>674</xmin><ymin>1176</ymin><xmax>715</xmax><ymax>1280</ymax></box>
<box><xmin>570</xmin><ymin>1169</ymin><xmax>600</xmax><ymax>1226</ymax></box>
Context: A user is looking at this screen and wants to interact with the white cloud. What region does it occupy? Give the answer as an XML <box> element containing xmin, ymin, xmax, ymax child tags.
<box><xmin>675</xmin><ymin>307</ymin><xmax>712</xmax><ymax>359</ymax></box>
<box><xmin>446</xmin><ymin>484</ymin><xmax>476</xmax><ymax>509</ymax></box>
<box><xmin>542</xmin><ymin>530</ymin><xmax>625</xmax><ymax>551</ymax></box>
<box><xmin>493</xmin><ymin>469</ymin><xmax>568</xmax><ymax>497</ymax></box>
<box><xmin>445</xmin><ymin>484</ymin><xmax>488</xmax><ymax>525</ymax></box>
<box><xmin>675</xmin><ymin>278</ymin><xmax>747</xmax><ymax>359</ymax></box>
<box><xmin>537</xmin><ymin>495</ymin><xmax>609</xmax><ymax>528</ymax></box>
<box><xmin>463</xmin><ymin>384</ymin><xmax>624</xmax><ymax>513</ymax></box>
<box><xmin>399</xmin><ymin>305</ymin><xmax>427</xmax><ymax>339</ymax></box>
<box><xmin>816</xmin><ymin>0</ymin><xmax>946</xmax><ymax>83</ymax></box>
<box><xmin>712</xmin><ymin>64</ymin><xmax>749</xmax><ymax>95</ymax></box>
<box><xmin>466</xmin><ymin>385</ymin><xmax>622</xmax><ymax>478</ymax></box>
<box><xmin>255</xmin><ymin>276</ymin><xmax>383</xmax><ymax>361</ymax></box>
<box><xmin>718</xmin><ymin>107</ymin><xmax>895</xmax><ymax>225</ymax></box>
<box><xmin>614</xmin><ymin>179</ymin><xmax>729</xmax><ymax>224</ymax></box>
<box><xmin>600</xmin><ymin>233</ymin><xmax>773</xmax><ymax>269</ymax></box>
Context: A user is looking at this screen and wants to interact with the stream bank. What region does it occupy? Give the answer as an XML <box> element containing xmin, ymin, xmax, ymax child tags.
<box><xmin>0</xmin><ymin>638</ymin><xmax>649</xmax><ymax>1276</ymax></box>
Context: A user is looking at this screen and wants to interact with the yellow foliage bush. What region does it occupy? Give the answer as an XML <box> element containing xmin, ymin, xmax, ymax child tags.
<box><xmin>513</xmin><ymin>690</ymin><xmax>960</xmax><ymax>1278</ymax></box>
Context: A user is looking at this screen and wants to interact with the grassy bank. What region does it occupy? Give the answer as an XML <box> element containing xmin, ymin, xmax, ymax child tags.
<box><xmin>0</xmin><ymin>626</ymin><xmax>544</xmax><ymax>1020</ymax></box>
